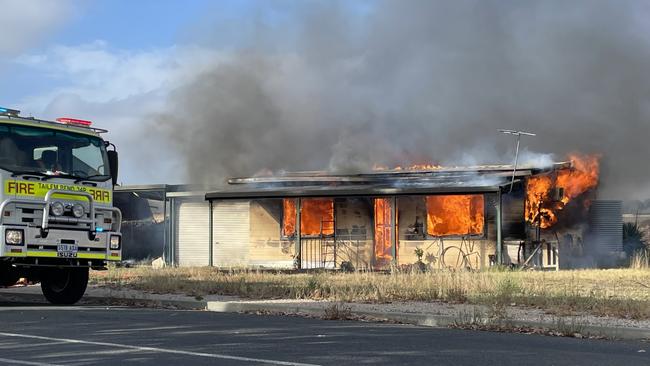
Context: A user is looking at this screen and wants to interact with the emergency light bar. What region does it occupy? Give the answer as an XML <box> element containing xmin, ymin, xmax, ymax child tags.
<box><xmin>0</xmin><ymin>107</ymin><xmax>20</xmax><ymax>117</ymax></box>
<box><xmin>56</xmin><ymin>117</ymin><xmax>93</xmax><ymax>127</ymax></box>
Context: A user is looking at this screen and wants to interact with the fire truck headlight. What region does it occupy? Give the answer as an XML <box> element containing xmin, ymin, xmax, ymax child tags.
<box><xmin>50</xmin><ymin>202</ymin><xmax>65</xmax><ymax>216</ymax></box>
<box><xmin>110</xmin><ymin>235</ymin><xmax>121</xmax><ymax>250</ymax></box>
<box><xmin>72</xmin><ymin>204</ymin><xmax>85</xmax><ymax>218</ymax></box>
<box><xmin>5</xmin><ymin>229</ymin><xmax>23</xmax><ymax>245</ymax></box>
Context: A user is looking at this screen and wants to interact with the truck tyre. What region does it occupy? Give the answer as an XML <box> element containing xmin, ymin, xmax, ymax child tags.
<box><xmin>40</xmin><ymin>267</ymin><xmax>89</xmax><ymax>305</ymax></box>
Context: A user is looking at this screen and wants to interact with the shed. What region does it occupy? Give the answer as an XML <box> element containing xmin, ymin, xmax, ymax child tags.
<box><xmin>114</xmin><ymin>184</ymin><xmax>222</xmax><ymax>265</ymax></box>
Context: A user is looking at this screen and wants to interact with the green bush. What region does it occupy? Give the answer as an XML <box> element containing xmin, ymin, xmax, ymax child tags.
<box><xmin>623</xmin><ymin>223</ymin><xmax>647</xmax><ymax>257</ymax></box>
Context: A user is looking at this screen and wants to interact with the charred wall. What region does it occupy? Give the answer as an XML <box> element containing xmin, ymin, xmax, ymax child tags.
<box><xmin>114</xmin><ymin>190</ymin><xmax>166</xmax><ymax>261</ymax></box>
<box><xmin>249</xmin><ymin>199</ymin><xmax>295</xmax><ymax>268</ymax></box>
<box><xmin>502</xmin><ymin>190</ymin><xmax>526</xmax><ymax>241</ymax></box>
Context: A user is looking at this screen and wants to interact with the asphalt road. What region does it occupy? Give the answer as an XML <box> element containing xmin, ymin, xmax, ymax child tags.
<box><xmin>0</xmin><ymin>300</ymin><xmax>648</xmax><ymax>365</ymax></box>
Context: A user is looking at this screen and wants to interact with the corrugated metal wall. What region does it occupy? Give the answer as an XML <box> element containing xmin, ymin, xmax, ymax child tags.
<box><xmin>589</xmin><ymin>200</ymin><xmax>623</xmax><ymax>253</ymax></box>
<box><xmin>213</xmin><ymin>200</ymin><xmax>250</xmax><ymax>267</ymax></box>
<box><xmin>175</xmin><ymin>200</ymin><xmax>210</xmax><ymax>266</ymax></box>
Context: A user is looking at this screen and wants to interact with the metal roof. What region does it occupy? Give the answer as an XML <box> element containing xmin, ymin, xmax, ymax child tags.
<box><xmin>227</xmin><ymin>162</ymin><xmax>571</xmax><ymax>185</ymax></box>
<box><xmin>115</xmin><ymin>184</ymin><xmax>168</xmax><ymax>192</ymax></box>
<box><xmin>205</xmin><ymin>183</ymin><xmax>503</xmax><ymax>200</ymax></box>
<box><xmin>206</xmin><ymin>168</ymin><xmax>519</xmax><ymax>200</ymax></box>
<box><xmin>115</xmin><ymin>184</ymin><xmax>225</xmax><ymax>192</ymax></box>
<box><xmin>118</xmin><ymin>162</ymin><xmax>571</xmax><ymax>201</ymax></box>
<box><xmin>116</xmin><ymin>184</ymin><xmax>226</xmax><ymax>198</ymax></box>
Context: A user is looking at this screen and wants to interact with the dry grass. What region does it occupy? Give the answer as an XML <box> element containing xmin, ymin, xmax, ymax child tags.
<box><xmin>90</xmin><ymin>267</ymin><xmax>650</xmax><ymax>319</ymax></box>
<box><xmin>630</xmin><ymin>250</ymin><xmax>650</xmax><ymax>270</ymax></box>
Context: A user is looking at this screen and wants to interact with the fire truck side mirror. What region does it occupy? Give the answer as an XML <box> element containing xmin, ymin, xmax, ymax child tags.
<box><xmin>107</xmin><ymin>150</ymin><xmax>119</xmax><ymax>186</ymax></box>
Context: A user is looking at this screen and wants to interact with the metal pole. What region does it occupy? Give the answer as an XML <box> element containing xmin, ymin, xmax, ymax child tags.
<box><xmin>333</xmin><ymin>228</ymin><xmax>337</xmax><ymax>269</ymax></box>
<box><xmin>208</xmin><ymin>200</ymin><xmax>214</xmax><ymax>267</ymax></box>
<box><xmin>162</xmin><ymin>192</ymin><xmax>168</xmax><ymax>265</ymax></box>
<box><xmin>356</xmin><ymin>239</ymin><xmax>359</xmax><ymax>270</ymax></box>
<box><xmin>320</xmin><ymin>221</ymin><xmax>323</xmax><ymax>268</ymax></box>
<box><xmin>509</xmin><ymin>135</ymin><xmax>521</xmax><ymax>193</ymax></box>
<box><xmin>170</xmin><ymin>198</ymin><xmax>176</xmax><ymax>267</ymax></box>
<box><xmin>390</xmin><ymin>196</ymin><xmax>397</xmax><ymax>265</ymax></box>
<box><xmin>496</xmin><ymin>190</ymin><xmax>503</xmax><ymax>265</ymax></box>
<box><xmin>162</xmin><ymin>194</ymin><xmax>168</xmax><ymax>265</ymax></box>
<box><xmin>295</xmin><ymin>198</ymin><xmax>301</xmax><ymax>269</ymax></box>
<box><xmin>498</xmin><ymin>129</ymin><xmax>535</xmax><ymax>193</ymax></box>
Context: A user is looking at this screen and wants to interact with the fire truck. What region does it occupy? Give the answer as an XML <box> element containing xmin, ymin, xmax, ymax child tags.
<box><xmin>0</xmin><ymin>107</ymin><xmax>121</xmax><ymax>304</ymax></box>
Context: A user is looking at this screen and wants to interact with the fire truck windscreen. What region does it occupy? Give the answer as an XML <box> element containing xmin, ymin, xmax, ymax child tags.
<box><xmin>0</xmin><ymin>123</ymin><xmax>110</xmax><ymax>181</ymax></box>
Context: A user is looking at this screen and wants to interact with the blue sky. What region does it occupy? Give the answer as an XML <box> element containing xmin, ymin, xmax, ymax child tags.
<box><xmin>0</xmin><ymin>0</ymin><xmax>311</xmax><ymax>184</ymax></box>
<box><xmin>1</xmin><ymin>0</ymin><xmax>375</xmax><ymax>109</ymax></box>
<box><xmin>0</xmin><ymin>0</ymin><xmax>375</xmax><ymax>185</ymax></box>
<box><xmin>56</xmin><ymin>1</ymin><xmax>209</xmax><ymax>48</ymax></box>
<box><xmin>1</xmin><ymin>0</ymin><xmax>254</xmax><ymax>104</ymax></box>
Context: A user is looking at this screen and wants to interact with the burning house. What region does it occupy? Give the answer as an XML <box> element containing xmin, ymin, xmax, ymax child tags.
<box><xmin>115</xmin><ymin>154</ymin><xmax>620</xmax><ymax>270</ymax></box>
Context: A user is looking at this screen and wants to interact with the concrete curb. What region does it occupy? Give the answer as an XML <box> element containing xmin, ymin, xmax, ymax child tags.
<box><xmin>4</xmin><ymin>290</ymin><xmax>649</xmax><ymax>341</ymax></box>
<box><xmin>205</xmin><ymin>301</ymin><xmax>650</xmax><ymax>341</ymax></box>
<box><xmin>206</xmin><ymin>301</ymin><xmax>458</xmax><ymax>327</ymax></box>
<box><xmin>0</xmin><ymin>291</ymin><xmax>207</xmax><ymax>310</ymax></box>
<box><xmin>82</xmin><ymin>296</ymin><xmax>207</xmax><ymax>310</ymax></box>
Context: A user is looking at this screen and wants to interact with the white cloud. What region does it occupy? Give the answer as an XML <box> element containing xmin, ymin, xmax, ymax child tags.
<box><xmin>16</xmin><ymin>41</ymin><xmax>224</xmax><ymax>103</ymax></box>
<box><xmin>0</xmin><ymin>0</ymin><xmax>73</xmax><ymax>56</ymax></box>
<box><xmin>13</xmin><ymin>41</ymin><xmax>227</xmax><ymax>184</ymax></box>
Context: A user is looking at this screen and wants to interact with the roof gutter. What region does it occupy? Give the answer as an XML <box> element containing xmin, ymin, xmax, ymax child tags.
<box><xmin>205</xmin><ymin>185</ymin><xmax>502</xmax><ymax>201</ymax></box>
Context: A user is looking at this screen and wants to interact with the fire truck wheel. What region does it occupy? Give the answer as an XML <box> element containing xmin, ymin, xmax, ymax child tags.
<box><xmin>40</xmin><ymin>267</ymin><xmax>89</xmax><ymax>305</ymax></box>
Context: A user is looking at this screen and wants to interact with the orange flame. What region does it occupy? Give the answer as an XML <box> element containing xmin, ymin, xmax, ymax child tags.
<box><xmin>282</xmin><ymin>198</ymin><xmax>334</xmax><ymax>236</ymax></box>
<box><xmin>282</xmin><ymin>199</ymin><xmax>296</xmax><ymax>236</ymax></box>
<box><xmin>302</xmin><ymin>199</ymin><xmax>334</xmax><ymax>235</ymax></box>
<box><xmin>426</xmin><ymin>195</ymin><xmax>485</xmax><ymax>236</ymax></box>
<box><xmin>525</xmin><ymin>154</ymin><xmax>599</xmax><ymax>229</ymax></box>
<box><xmin>374</xmin><ymin>198</ymin><xmax>394</xmax><ymax>266</ymax></box>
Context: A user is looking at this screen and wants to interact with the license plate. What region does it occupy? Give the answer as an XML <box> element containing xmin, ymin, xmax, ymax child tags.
<box><xmin>57</xmin><ymin>243</ymin><xmax>78</xmax><ymax>258</ymax></box>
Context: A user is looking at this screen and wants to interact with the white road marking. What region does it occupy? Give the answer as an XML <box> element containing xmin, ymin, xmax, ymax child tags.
<box><xmin>0</xmin><ymin>332</ymin><xmax>321</xmax><ymax>366</ymax></box>
<box><xmin>0</xmin><ymin>341</ymin><xmax>70</xmax><ymax>350</ymax></box>
<box><xmin>92</xmin><ymin>348</ymin><xmax>141</xmax><ymax>355</ymax></box>
<box><xmin>97</xmin><ymin>325</ymin><xmax>194</xmax><ymax>333</ymax></box>
<box><xmin>0</xmin><ymin>357</ymin><xmax>64</xmax><ymax>366</ymax></box>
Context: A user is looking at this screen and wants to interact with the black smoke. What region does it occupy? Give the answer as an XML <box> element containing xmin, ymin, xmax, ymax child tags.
<box><xmin>154</xmin><ymin>0</ymin><xmax>650</xmax><ymax>199</ymax></box>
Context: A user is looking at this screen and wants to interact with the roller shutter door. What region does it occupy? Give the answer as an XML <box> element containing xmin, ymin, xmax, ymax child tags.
<box><xmin>213</xmin><ymin>200</ymin><xmax>250</xmax><ymax>267</ymax></box>
<box><xmin>589</xmin><ymin>200</ymin><xmax>623</xmax><ymax>253</ymax></box>
<box><xmin>175</xmin><ymin>200</ymin><xmax>210</xmax><ymax>266</ymax></box>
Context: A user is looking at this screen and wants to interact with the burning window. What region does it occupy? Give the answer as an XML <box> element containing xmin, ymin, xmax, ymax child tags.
<box><xmin>374</xmin><ymin>198</ymin><xmax>394</xmax><ymax>266</ymax></box>
<box><xmin>426</xmin><ymin>195</ymin><xmax>485</xmax><ymax>236</ymax></box>
<box><xmin>282</xmin><ymin>199</ymin><xmax>297</xmax><ymax>236</ymax></box>
<box><xmin>282</xmin><ymin>198</ymin><xmax>334</xmax><ymax>237</ymax></box>
<box><xmin>525</xmin><ymin>154</ymin><xmax>599</xmax><ymax>229</ymax></box>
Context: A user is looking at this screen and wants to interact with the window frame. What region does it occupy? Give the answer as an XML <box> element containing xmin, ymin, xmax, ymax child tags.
<box><xmin>423</xmin><ymin>194</ymin><xmax>488</xmax><ymax>240</ymax></box>
<box><xmin>280</xmin><ymin>197</ymin><xmax>336</xmax><ymax>239</ymax></box>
